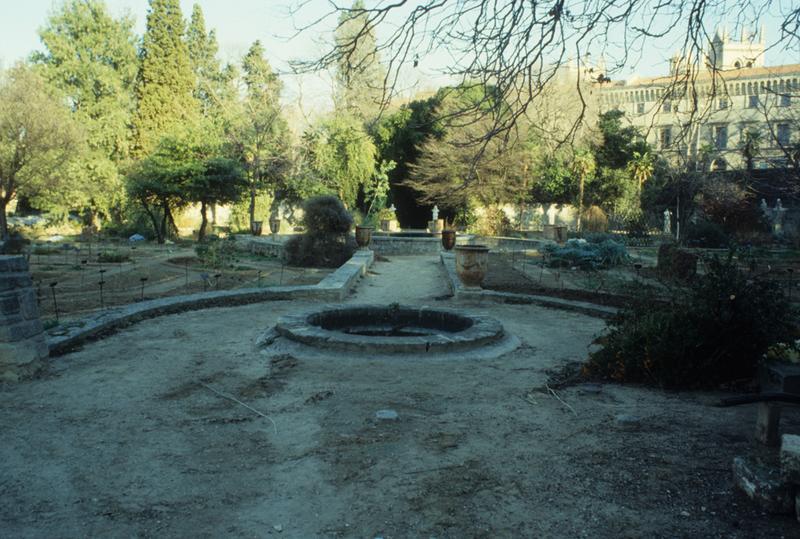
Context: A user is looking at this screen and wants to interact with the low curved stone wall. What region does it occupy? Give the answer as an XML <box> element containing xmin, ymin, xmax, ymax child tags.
<box><xmin>46</xmin><ymin>250</ymin><xmax>374</xmax><ymax>356</ymax></box>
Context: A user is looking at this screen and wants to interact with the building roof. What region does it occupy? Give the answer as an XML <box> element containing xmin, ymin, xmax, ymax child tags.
<box><xmin>602</xmin><ymin>63</ymin><xmax>800</xmax><ymax>89</ymax></box>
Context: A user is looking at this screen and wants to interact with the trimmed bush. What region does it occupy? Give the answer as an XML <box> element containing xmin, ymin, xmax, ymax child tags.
<box><xmin>475</xmin><ymin>205</ymin><xmax>511</xmax><ymax>237</ymax></box>
<box><xmin>585</xmin><ymin>252</ymin><xmax>796</xmax><ymax>388</ymax></box>
<box><xmin>284</xmin><ymin>196</ymin><xmax>355</xmax><ymax>268</ymax></box>
<box><xmin>195</xmin><ymin>236</ymin><xmax>237</xmax><ymax>268</ymax></box>
<box><xmin>656</xmin><ymin>243</ymin><xmax>697</xmax><ymax>281</ymax></box>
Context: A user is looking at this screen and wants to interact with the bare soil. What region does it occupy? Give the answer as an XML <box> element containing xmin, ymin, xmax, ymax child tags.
<box><xmin>2</xmin><ymin>256</ymin><xmax>798</xmax><ymax>537</ymax></box>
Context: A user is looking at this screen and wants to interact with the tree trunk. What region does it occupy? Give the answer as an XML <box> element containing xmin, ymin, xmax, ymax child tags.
<box><xmin>0</xmin><ymin>199</ymin><xmax>8</xmax><ymax>242</ymax></box>
<box><xmin>199</xmin><ymin>200</ymin><xmax>208</xmax><ymax>242</ymax></box>
<box><xmin>141</xmin><ymin>199</ymin><xmax>163</xmax><ymax>244</ymax></box>
<box><xmin>159</xmin><ymin>200</ymin><xmax>169</xmax><ymax>244</ymax></box>
<box><xmin>577</xmin><ymin>174</ymin><xmax>585</xmax><ymax>232</ymax></box>
<box><xmin>248</xmin><ymin>187</ymin><xmax>257</xmax><ymax>233</ymax></box>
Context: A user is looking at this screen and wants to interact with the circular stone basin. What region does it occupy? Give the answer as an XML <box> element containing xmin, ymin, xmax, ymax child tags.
<box><xmin>274</xmin><ymin>304</ymin><xmax>505</xmax><ymax>354</ymax></box>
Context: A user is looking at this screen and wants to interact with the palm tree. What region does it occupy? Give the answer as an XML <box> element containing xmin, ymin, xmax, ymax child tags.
<box><xmin>571</xmin><ymin>149</ymin><xmax>596</xmax><ymax>233</ymax></box>
<box><xmin>739</xmin><ymin>128</ymin><xmax>762</xmax><ymax>173</ymax></box>
<box><xmin>628</xmin><ymin>151</ymin><xmax>654</xmax><ymax>193</ymax></box>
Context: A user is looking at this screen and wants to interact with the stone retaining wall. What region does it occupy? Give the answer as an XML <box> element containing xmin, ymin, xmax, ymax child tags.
<box><xmin>0</xmin><ymin>256</ymin><xmax>49</xmax><ymax>381</ymax></box>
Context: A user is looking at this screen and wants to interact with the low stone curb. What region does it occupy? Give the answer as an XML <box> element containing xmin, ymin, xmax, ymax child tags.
<box><xmin>46</xmin><ymin>250</ymin><xmax>373</xmax><ymax>356</ymax></box>
<box><xmin>440</xmin><ymin>252</ymin><xmax>617</xmax><ymax>319</ymax></box>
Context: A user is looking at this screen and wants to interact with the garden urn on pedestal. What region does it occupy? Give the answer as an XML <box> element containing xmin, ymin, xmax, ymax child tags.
<box><xmin>269</xmin><ymin>216</ymin><xmax>281</xmax><ymax>239</ymax></box>
<box><xmin>441</xmin><ymin>229</ymin><xmax>457</xmax><ymax>251</ymax></box>
<box><xmin>251</xmin><ymin>221</ymin><xmax>263</xmax><ymax>236</ymax></box>
<box><xmin>355</xmin><ymin>225</ymin><xmax>374</xmax><ymax>250</ymax></box>
<box><xmin>455</xmin><ymin>245</ymin><xmax>490</xmax><ymax>288</ymax></box>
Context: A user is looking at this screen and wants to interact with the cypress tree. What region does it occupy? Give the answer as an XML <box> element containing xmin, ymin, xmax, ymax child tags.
<box><xmin>186</xmin><ymin>4</ymin><xmax>226</xmax><ymax>117</ymax></box>
<box><xmin>132</xmin><ymin>0</ymin><xmax>197</xmax><ymax>155</ymax></box>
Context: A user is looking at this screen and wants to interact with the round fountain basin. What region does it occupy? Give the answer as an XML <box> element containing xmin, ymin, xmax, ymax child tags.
<box><xmin>274</xmin><ymin>304</ymin><xmax>505</xmax><ymax>353</ymax></box>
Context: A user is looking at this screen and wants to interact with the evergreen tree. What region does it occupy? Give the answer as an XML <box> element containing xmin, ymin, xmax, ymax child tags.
<box><xmin>132</xmin><ymin>0</ymin><xmax>197</xmax><ymax>155</ymax></box>
<box><xmin>231</xmin><ymin>41</ymin><xmax>290</xmax><ymax>231</ymax></box>
<box><xmin>186</xmin><ymin>3</ymin><xmax>234</xmax><ymax>119</ymax></box>
<box><xmin>334</xmin><ymin>0</ymin><xmax>385</xmax><ymax>123</ymax></box>
<box><xmin>34</xmin><ymin>0</ymin><xmax>138</xmax><ymax>224</ymax></box>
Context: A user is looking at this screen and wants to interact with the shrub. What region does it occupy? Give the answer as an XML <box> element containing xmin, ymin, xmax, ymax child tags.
<box><xmin>543</xmin><ymin>238</ymin><xmax>629</xmax><ymax>270</ymax></box>
<box><xmin>475</xmin><ymin>205</ymin><xmax>511</xmax><ymax>236</ymax></box>
<box><xmin>195</xmin><ymin>236</ymin><xmax>237</xmax><ymax>268</ymax></box>
<box><xmin>684</xmin><ymin>219</ymin><xmax>730</xmax><ymax>248</ymax></box>
<box><xmin>284</xmin><ymin>196</ymin><xmax>355</xmax><ymax>268</ymax></box>
<box><xmin>656</xmin><ymin>243</ymin><xmax>697</xmax><ymax>281</ymax></box>
<box><xmin>1</xmin><ymin>232</ymin><xmax>30</xmax><ymax>255</ymax></box>
<box><xmin>97</xmin><ymin>251</ymin><xmax>130</xmax><ymax>264</ymax></box>
<box><xmin>585</xmin><ymin>252</ymin><xmax>796</xmax><ymax>388</ymax></box>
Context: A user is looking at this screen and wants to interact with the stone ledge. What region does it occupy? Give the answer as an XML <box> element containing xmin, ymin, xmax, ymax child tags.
<box><xmin>440</xmin><ymin>252</ymin><xmax>617</xmax><ymax>319</ymax></box>
<box><xmin>46</xmin><ymin>250</ymin><xmax>374</xmax><ymax>356</ymax></box>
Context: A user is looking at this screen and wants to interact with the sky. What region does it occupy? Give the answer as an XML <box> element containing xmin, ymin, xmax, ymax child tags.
<box><xmin>1</xmin><ymin>0</ymin><xmax>797</xmax><ymax>117</ymax></box>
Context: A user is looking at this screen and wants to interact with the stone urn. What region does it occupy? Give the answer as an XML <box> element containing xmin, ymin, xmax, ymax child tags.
<box><xmin>454</xmin><ymin>245</ymin><xmax>490</xmax><ymax>288</ymax></box>
<box><xmin>441</xmin><ymin>229</ymin><xmax>457</xmax><ymax>251</ymax></box>
<box><xmin>268</xmin><ymin>216</ymin><xmax>281</xmax><ymax>237</ymax></box>
<box><xmin>251</xmin><ymin>220</ymin><xmax>263</xmax><ymax>236</ymax></box>
<box><xmin>355</xmin><ymin>225</ymin><xmax>374</xmax><ymax>250</ymax></box>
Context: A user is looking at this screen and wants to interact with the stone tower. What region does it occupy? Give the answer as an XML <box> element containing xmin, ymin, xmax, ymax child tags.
<box><xmin>708</xmin><ymin>25</ymin><xmax>766</xmax><ymax>70</ymax></box>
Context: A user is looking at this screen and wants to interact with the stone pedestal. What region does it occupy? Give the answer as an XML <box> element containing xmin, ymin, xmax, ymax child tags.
<box><xmin>0</xmin><ymin>256</ymin><xmax>48</xmax><ymax>382</ymax></box>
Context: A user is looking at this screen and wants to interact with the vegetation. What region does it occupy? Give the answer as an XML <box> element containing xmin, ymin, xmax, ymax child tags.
<box><xmin>543</xmin><ymin>238</ymin><xmax>629</xmax><ymax>270</ymax></box>
<box><xmin>284</xmin><ymin>196</ymin><xmax>355</xmax><ymax>268</ymax></box>
<box><xmin>585</xmin><ymin>253</ymin><xmax>796</xmax><ymax>388</ymax></box>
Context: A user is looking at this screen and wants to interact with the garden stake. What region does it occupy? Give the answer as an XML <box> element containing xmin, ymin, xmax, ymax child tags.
<box><xmin>98</xmin><ymin>279</ymin><xmax>106</xmax><ymax>309</ymax></box>
<box><xmin>140</xmin><ymin>277</ymin><xmax>148</xmax><ymax>300</ymax></box>
<box><xmin>214</xmin><ymin>273</ymin><xmax>222</xmax><ymax>290</ymax></box>
<box><xmin>257</xmin><ymin>270</ymin><xmax>262</xmax><ymax>287</ymax></box>
<box><xmin>201</xmin><ymin>273</ymin><xmax>209</xmax><ymax>292</ymax></box>
<box><xmin>49</xmin><ymin>282</ymin><xmax>59</xmax><ymax>323</ymax></box>
<box><xmin>280</xmin><ymin>262</ymin><xmax>285</xmax><ymax>286</ymax></box>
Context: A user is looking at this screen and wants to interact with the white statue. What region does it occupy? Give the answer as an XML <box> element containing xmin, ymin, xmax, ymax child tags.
<box><xmin>760</xmin><ymin>198</ymin><xmax>769</xmax><ymax>213</ymax></box>
<box><xmin>546</xmin><ymin>204</ymin><xmax>558</xmax><ymax>225</ymax></box>
<box><xmin>776</xmin><ymin>198</ymin><xmax>784</xmax><ymax>212</ymax></box>
<box><xmin>663</xmin><ymin>208</ymin><xmax>672</xmax><ymax>234</ymax></box>
<box><xmin>432</xmin><ymin>205</ymin><xmax>439</xmax><ymax>222</ymax></box>
<box><xmin>389</xmin><ymin>204</ymin><xmax>396</xmax><ymax>214</ymax></box>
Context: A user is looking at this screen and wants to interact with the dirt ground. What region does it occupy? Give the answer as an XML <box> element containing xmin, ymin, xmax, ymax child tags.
<box><xmin>2</xmin><ymin>256</ymin><xmax>799</xmax><ymax>537</ymax></box>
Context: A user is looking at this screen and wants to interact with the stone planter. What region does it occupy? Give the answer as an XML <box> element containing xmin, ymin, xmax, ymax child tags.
<box><xmin>268</xmin><ymin>217</ymin><xmax>281</xmax><ymax>236</ymax></box>
<box><xmin>454</xmin><ymin>244</ymin><xmax>489</xmax><ymax>288</ymax></box>
<box><xmin>380</xmin><ymin>219</ymin><xmax>392</xmax><ymax>232</ymax></box>
<box><xmin>251</xmin><ymin>221</ymin><xmax>263</xmax><ymax>236</ymax></box>
<box><xmin>355</xmin><ymin>225</ymin><xmax>374</xmax><ymax>250</ymax></box>
<box><xmin>441</xmin><ymin>229</ymin><xmax>457</xmax><ymax>251</ymax></box>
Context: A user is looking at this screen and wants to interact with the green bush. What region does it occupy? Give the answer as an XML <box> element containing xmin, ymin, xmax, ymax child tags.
<box><xmin>474</xmin><ymin>205</ymin><xmax>511</xmax><ymax>237</ymax></box>
<box><xmin>684</xmin><ymin>219</ymin><xmax>730</xmax><ymax>248</ymax></box>
<box><xmin>284</xmin><ymin>196</ymin><xmax>355</xmax><ymax>268</ymax></box>
<box><xmin>543</xmin><ymin>238</ymin><xmax>629</xmax><ymax>270</ymax></box>
<box><xmin>585</xmin><ymin>252</ymin><xmax>796</xmax><ymax>388</ymax></box>
<box><xmin>97</xmin><ymin>251</ymin><xmax>130</xmax><ymax>264</ymax></box>
<box><xmin>195</xmin><ymin>236</ymin><xmax>237</xmax><ymax>268</ymax></box>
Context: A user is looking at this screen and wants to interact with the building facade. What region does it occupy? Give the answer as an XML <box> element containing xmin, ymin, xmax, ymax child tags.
<box><xmin>597</xmin><ymin>28</ymin><xmax>800</xmax><ymax>171</ymax></box>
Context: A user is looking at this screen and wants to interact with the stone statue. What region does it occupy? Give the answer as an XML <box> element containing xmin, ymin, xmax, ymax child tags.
<box><xmin>432</xmin><ymin>205</ymin><xmax>439</xmax><ymax>222</ymax></box>
<box><xmin>761</xmin><ymin>198</ymin><xmax>769</xmax><ymax>214</ymax></box>
<box><xmin>663</xmin><ymin>208</ymin><xmax>672</xmax><ymax>234</ymax></box>
<box><xmin>546</xmin><ymin>204</ymin><xmax>558</xmax><ymax>225</ymax></box>
<box><xmin>389</xmin><ymin>204</ymin><xmax>396</xmax><ymax>214</ymax></box>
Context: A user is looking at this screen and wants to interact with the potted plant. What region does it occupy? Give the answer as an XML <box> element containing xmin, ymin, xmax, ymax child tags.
<box><xmin>251</xmin><ymin>220</ymin><xmax>263</xmax><ymax>236</ymax></box>
<box><xmin>454</xmin><ymin>244</ymin><xmax>490</xmax><ymax>288</ymax></box>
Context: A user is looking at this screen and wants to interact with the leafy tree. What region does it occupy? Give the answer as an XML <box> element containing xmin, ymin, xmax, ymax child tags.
<box><xmin>190</xmin><ymin>158</ymin><xmax>247</xmax><ymax>241</ymax></box>
<box><xmin>303</xmin><ymin>114</ymin><xmax>377</xmax><ymax>209</ymax></box>
<box><xmin>230</xmin><ymin>41</ymin><xmax>290</xmax><ymax>232</ymax></box>
<box><xmin>132</xmin><ymin>0</ymin><xmax>197</xmax><ymax>155</ymax></box>
<box><xmin>127</xmin><ymin>121</ymin><xmax>219</xmax><ymax>243</ymax></box>
<box><xmin>334</xmin><ymin>0</ymin><xmax>385</xmax><ymax>123</ymax></box>
<box><xmin>0</xmin><ymin>66</ymin><xmax>84</xmax><ymax>240</ymax></box>
<box><xmin>372</xmin><ymin>94</ymin><xmax>444</xmax><ymax>226</ymax></box>
<box><xmin>33</xmin><ymin>0</ymin><xmax>139</xmax><ymax>224</ymax></box>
